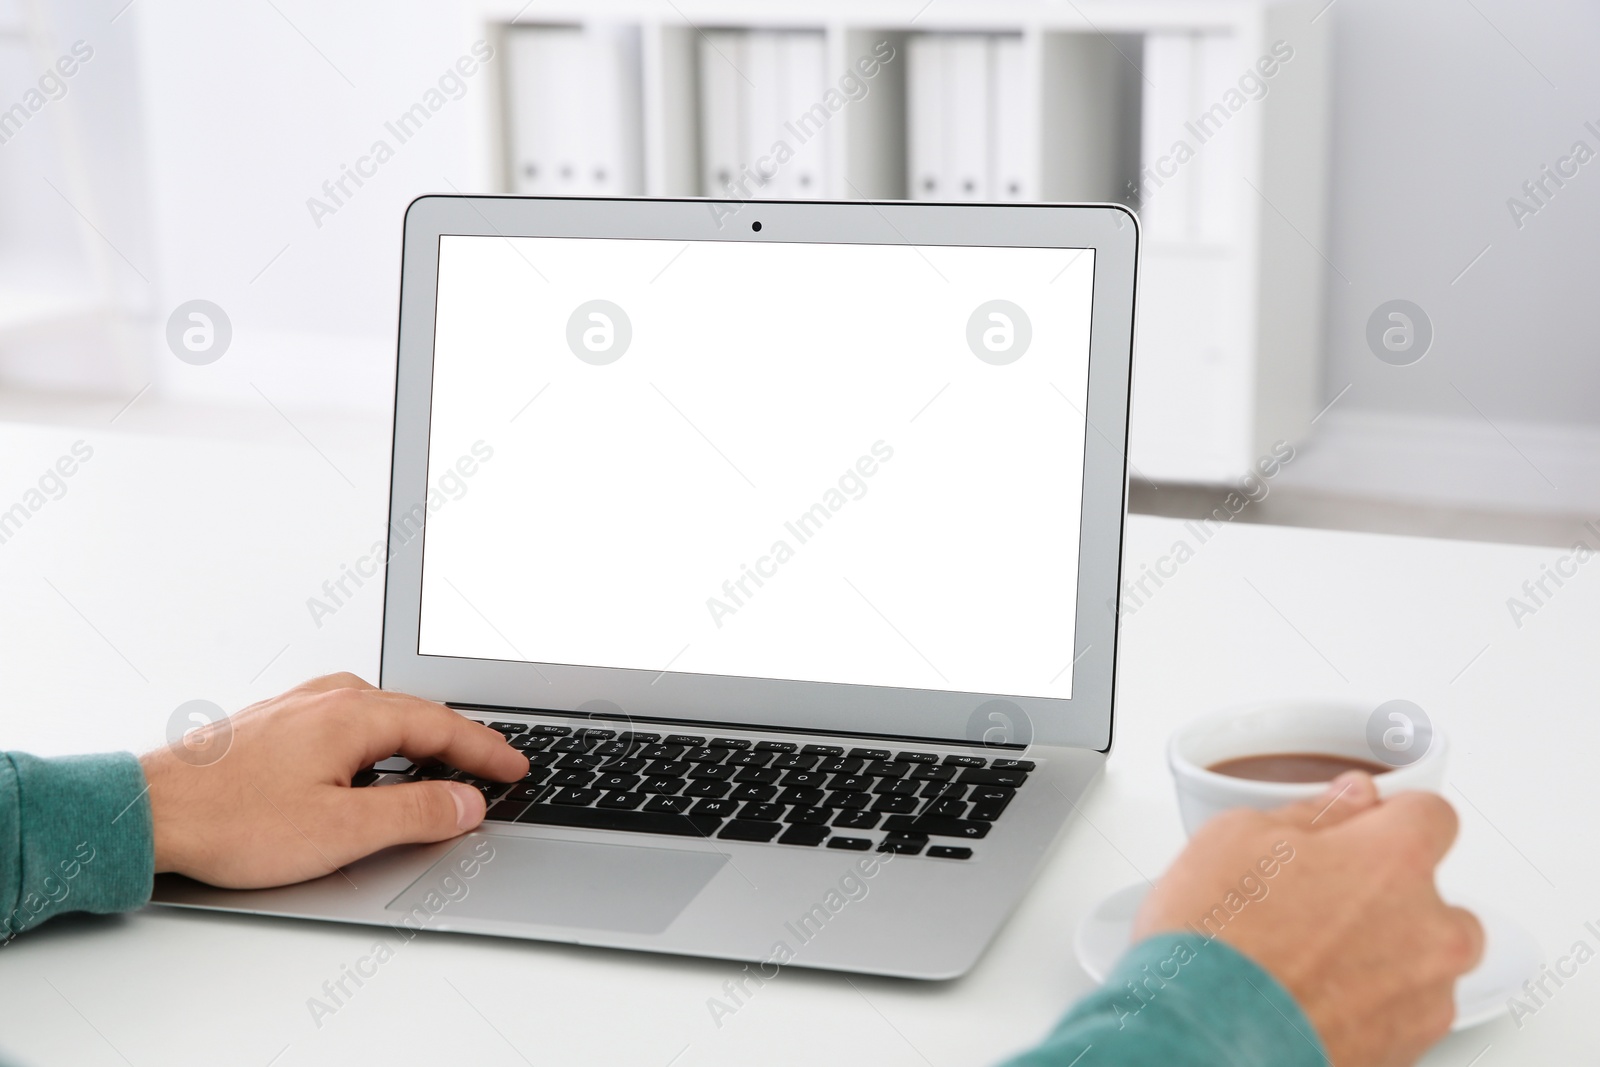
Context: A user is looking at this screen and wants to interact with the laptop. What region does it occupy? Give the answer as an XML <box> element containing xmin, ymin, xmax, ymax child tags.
<box><xmin>154</xmin><ymin>196</ymin><xmax>1138</xmax><ymax>980</ymax></box>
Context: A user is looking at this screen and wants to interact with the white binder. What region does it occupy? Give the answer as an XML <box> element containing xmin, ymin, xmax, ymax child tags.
<box><xmin>943</xmin><ymin>35</ymin><xmax>990</xmax><ymax>201</ymax></box>
<box><xmin>778</xmin><ymin>32</ymin><xmax>828</xmax><ymax>198</ymax></box>
<box><xmin>1139</xmin><ymin>32</ymin><xmax>1198</xmax><ymax>240</ymax></box>
<box><xmin>991</xmin><ymin>35</ymin><xmax>1028</xmax><ymax>200</ymax></box>
<box><xmin>699</xmin><ymin>31</ymin><xmax>745</xmax><ymax>197</ymax></box>
<box><xmin>1192</xmin><ymin>32</ymin><xmax>1243</xmax><ymax>245</ymax></box>
<box><xmin>907</xmin><ymin>34</ymin><xmax>945</xmax><ymax>200</ymax></box>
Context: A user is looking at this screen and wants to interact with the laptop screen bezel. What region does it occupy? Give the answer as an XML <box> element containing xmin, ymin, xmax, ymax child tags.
<box><xmin>381</xmin><ymin>196</ymin><xmax>1135</xmax><ymax>751</ymax></box>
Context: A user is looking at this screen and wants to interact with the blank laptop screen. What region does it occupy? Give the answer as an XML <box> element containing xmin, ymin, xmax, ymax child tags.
<box><xmin>418</xmin><ymin>235</ymin><xmax>1093</xmax><ymax>700</ymax></box>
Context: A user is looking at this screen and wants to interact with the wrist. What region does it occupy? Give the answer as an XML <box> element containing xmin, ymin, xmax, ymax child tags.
<box><xmin>139</xmin><ymin>748</ymin><xmax>197</xmax><ymax>875</ymax></box>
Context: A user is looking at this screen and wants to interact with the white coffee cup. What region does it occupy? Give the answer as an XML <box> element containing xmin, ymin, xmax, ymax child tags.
<box><xmin>1168</xmin><ymin>700</ymin><xmax>1448</xmax><ymax>837</ymax></box>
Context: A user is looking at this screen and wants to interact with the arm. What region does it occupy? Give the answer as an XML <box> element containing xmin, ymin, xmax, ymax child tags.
<box><xmin>1006</xmin><ymin>772</ymin><xmax>1482</xmax><ymax>1067</ymax></box>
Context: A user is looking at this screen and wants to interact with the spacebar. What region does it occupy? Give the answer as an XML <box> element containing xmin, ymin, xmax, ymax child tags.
<box><xmin>516</xmin><ymin>804</ymin><xmax>722</xmax><ymax>838</ymax></box>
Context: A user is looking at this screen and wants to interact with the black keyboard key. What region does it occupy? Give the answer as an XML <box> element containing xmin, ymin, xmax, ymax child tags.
<box><xmin>472</xmin><ymin>781</ymin><xmax>513</xmax><ymax>802</ymax></box>
<box><xmin>485</xmin><ymin>800</ymin><xmax>527</xmax><ymax>821</ymax></box>
<box><xmin>600</xmin><ymin>758</ymin><xmax>647</xmax><ymax>775</ymax></box>
<box><xmin>833</xmin><ymin>810</ymin><xmax>880</xmax><ymax>830</ymax></box>
<box><xmin>642</xmin><ymin>745</ymin><xmax>688</xmax><ymax>761</ymax></box>
<box><xmin>908</xmin><ymin>765</ymin><xmax>957</xmax><ymax>782</ymax></box>
<box><xmin>896</xmin><ymin>751</ymin><xmax>939</xmax><ymax>764</ymax></box>
<box><xmin>883</xmin><ymin>815</ymin><xmax>991</xmax><ymax>839</ymax></box>
<box><xmin>738</xmin><ymin>802</ymin><xmax>786</xmax><ymax>822</ymax></box>
<box><xmin>351</xmin><ymin>769</ymin><xmax>379</xmax><ymax>788</ymax></box>
<box><xmin>417</xmin><ymin>763</ymin><xmax>455</xmax><ymax>780</ymax></box>
<box><xmin>885</xmin><ymin>831</ymin><xmax>928</xmax><ymax>847</ymax></box>
<box><xmin>720</xmin><ymin>820</ymin><xmax>781</xmax><ymax>842</ymax></box>
<box><xmin>526</xmin><ymin>752</ymin><xmax>560</xmax><ymax>768</ymax></box>
<box><xmin>865</xmin><ymin>761</ymin><xmax>911</xmax><ymax>778</ymax></box>
<box><xmin>921</xmin><ymin>781</ymin><xmax>966</xmax><ymax>800</ymax></box>
<box><xmin>872</xmin><ymin>795</ymin><xmax>918</xmax><ymax>814</ymax></box>
<box><xmin>692</xmin><ymin>799</ymin><xmax>739</xmax><ymax>817</ymax></box>
<box><xmin>725</xmin><ymin>751</ymin><xmax>772</xmax><ymax>768</ymax></box>
<box><xmin>928</xmin><ymin>846</ymin><xmax>973</xmax><ymax>859</ymax></box>
<box><xmin>531</xmin><ymin>724</ymin><xmax>573</xmax><ymax>736</ymax></box>
<box><xmin>644</xmin><ymin>760</ymin><xmax>691</xmax><ymax>777</ymax></box>
<box><xmin>818</xmin><ymin>758</ymin><xmax>864</xmax><ymax>775</ymax></box>
<box><xmin>505</xmin><ymin>783</ymin><xmax>547</xmax><ymax>803</ymax></box>
<box><xmin>617</xmin><ymin>731</ymin><xmax>661</xmax><ymax>745</ymax></box>
<box><xmin>829</xmin><ymin>774</ymin><xmax>874</xmax><ymax>792</ymax></box>
<box><xmin>595</xmin><ymin>773</ymin><xmax>642</xmax><ymax>792</ymax></box>
<box><xmin>878</xmin><ymin>837</ymin><xmax>924</xmax><ymax>855</ymax></box>
<box><xmin>993</xmin><ymin>759</ymin><xmax>1036</xmax><ymax>771</ymax></box>
<box><xmin>641</xmin><ymin>776</ymin><xmax>684</xmax><ymax>794</ymax></box>
<box><xmin>786</xmin><ymin>806</ymin><xmax>831</xmax><ymax>825</ymax></box>
<box><xmin>801</xmin><ymin>744</ymin><xmax>844</xmax><ymax>756</ymax></box>
<box><xmin>688</xmin><ymin>764</ymin><xmax>736</xmax><ymax>781</ymax></box>
<box><xmin>591</xmin><ymin>741</ymin><xmax>631</xmax><ymax>759</ymax></box>
<box><xmin>755</xmin><ymin>740</ymin><xmax>797</xmax><ymax>753</ymax></box>
<box><xmin>550</xmin><ymin>787</ymin><xmax>601</xmax><ymax>806</ymax></box>
<box><xmin>848</xmin><ymin>747</ymin><xmax>893</xmax><ymax>761</ymax></box>
<box><xmin>597</xmin><ymin>791</ymin><xmax>645</xmax><ymax>810</ymax></box>
<box><xmin>684</xmin><ymin>747</ymin><xmax>726</xmax><ymax>764</ymax></box>
<box><xmin>959</xmin><ymin>768</ymin><xmax>1029</xmax><ymax>787</ymax></box>
<box><xmin>556</xmin><ymin>755</ymin><xmax>604</xmax><ymax>771</ymax></box>
<box><xmin>926</xmin><ymin>798</ymin><xmax>967</xmax><ymax>818</ymax></box>
<box><xmin>776</xmin><ymin>786</ymin><xmax>826</xmax><ymax>807</ymax></box>
<box><xmin>872</xmin><ymin>779</ymin><xmax>918</xmax><ymax>797</ymax></box>
<box><xmin>734</xmin><ymin>767</ymin><xmax>781</xmax><ymax>784</ymax></box>
<box><xmin>942</xmin><ymin>754</ymin><xmax>987</xmax><ymax>768</ymax></box>
<box><xmin>683</xmin><ymin>780</ymin><xmax>730</xmax><ymax>798</ymax></box>
<box><xmin>552</xmin><ymin>771</ymin><xmax>596</xmax><ymax>787</ymax></box>
<box><xmin>969</xmin><ymin>802</ymin><xmax>1008</xmax><ymax>821</ymax></box>
<box><xmin>510</xmin><ymin>735</ymin><xmax>548</xmax><ymax>751</ymax></box>
<box><xmin>553</xmin><ymin>737</ymin><xmax>597</xmax><ymax>754</ymax></box>
<box><xmin>709</xmin><ymin>738</ymin><xmax>752</xmax><ymax>750</ymax></box>
<box><xmin>517</xmin><ymin>803</ymin><xmax>720</xmax><ymax>837</ymax></box>
<box><xmin>969</xmin><ymin>786</ymin><xmax>1016</xmax><ymax>805</ymax></box>
<box><xmin>828</xmin><ymin>837</ymin><xmax>872</xmax><ymax>851</ymax></box>
<box><xmin>643</xmin><ymin>795</ymin><xmax>692</xmax><ymax>814</ymax></box>
<box><xmin>577</xmin><ymin>728</ymin><xmax>618</xmax><ymax>742</ymax></box>
<box><xmin>778</xmin><ymin>825</ymin><xmax>830</xmax><ymax>847</ymax></box>
<box><xmin>487</xmin><ymin>721</ymin><xmax>528</xmax><ymax>735</ymax></box>
<box><xmin>664</xmin><ymin>734</ymin><xmax>706</xmax><ymax>746</ymax></box>
<box><xmin>730</xmin><ymin>784</ymin><xmax>777</xmax><ymax>802</ymax></box>
<box><xmin>827</xmin><ymin>790</ymin><xmax>871</xmax><ymax>810</ymax></box>
<box><xmin>783</xmin><ymin>770</ymin><xmax>828</xmax><ymax>789</ymax></box>
<box><xmin>772</xmin><ymin>754</ymin><xmax>818</xmax><ymax>771</ymax></box>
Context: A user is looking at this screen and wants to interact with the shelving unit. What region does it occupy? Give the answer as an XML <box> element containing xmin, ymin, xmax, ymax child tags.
<box><xmin>467</xmin><ymin>0</ymin><xmax>1331</xmax><ymax>485</ymax></box>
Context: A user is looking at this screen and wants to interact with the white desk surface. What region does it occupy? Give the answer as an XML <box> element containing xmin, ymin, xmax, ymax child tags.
<box><xmin>0</xmin><ymin>414</ymin><xmax>1595</xmax><ymax>1066</ymax></box>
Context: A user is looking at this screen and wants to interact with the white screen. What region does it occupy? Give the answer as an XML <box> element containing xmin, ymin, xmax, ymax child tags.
<box><xmin>419</xmin><ymin>235</ymin><xmax>1093</xmax><ymax>700</ymax></box>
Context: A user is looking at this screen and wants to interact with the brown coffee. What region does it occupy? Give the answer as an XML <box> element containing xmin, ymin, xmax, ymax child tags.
<box><xmin>1207</xmin><ymin>752</ymin><xmax>1391</xmax><ymax>783</ymax></box>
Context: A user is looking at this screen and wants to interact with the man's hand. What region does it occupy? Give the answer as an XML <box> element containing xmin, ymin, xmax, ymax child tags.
<box><xmin>1134</xmin><ymin>773</ymin><xmax>1484</xmax><ymax>1067</ymax></box>
<box><xmin>140</xmin><ymin>673</ymin><xmax>528</xmax><ymax>889</ymax></box>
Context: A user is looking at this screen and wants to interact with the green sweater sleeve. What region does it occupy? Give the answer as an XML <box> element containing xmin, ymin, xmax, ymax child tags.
<box><xmin>0</xmin><ymin>752</ymin><xmax>155</xmax><ymax>941</ymax></box>
<box><xmin>1001</xmin><ymin>933</ymin><xmax>1329</xmax><ymax>1067</ymax></box>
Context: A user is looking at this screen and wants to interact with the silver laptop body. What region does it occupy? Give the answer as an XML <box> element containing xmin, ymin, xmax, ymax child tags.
<box><xmin>155</xmin><ymin>196</ymin><xmax>1138</xmax><ymax>980</ymax></box>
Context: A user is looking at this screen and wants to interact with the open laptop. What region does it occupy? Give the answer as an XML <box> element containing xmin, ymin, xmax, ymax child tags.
<box><xmin>154</xmin><ymin>196</ymin><xmax>1138</xmax><ymax>980</ymax></box>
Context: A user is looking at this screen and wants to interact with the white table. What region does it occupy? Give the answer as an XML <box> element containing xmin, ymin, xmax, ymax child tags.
<box><xmin>0</xmin><ymin>412</ymin><xmax>1594</xmax><ymax>1066</ymax></box>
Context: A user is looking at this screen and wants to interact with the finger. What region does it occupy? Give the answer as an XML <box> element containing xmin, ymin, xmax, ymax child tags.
<box><xmin>1269</xmin><ymin>770</ymin><xmax>1381</xmax><ymax>830</ymax></box>
<box><xmin>295</xmin><ymin>672</ymin><xmax>378</xmax><ymax>694</ymax></box>
<box><xmin>1362</xmin><ymin>790</ymin><xmax>1461</xmax><ymax>867</ymax></box>
<box><xmin>345</xmin><ymin>692</ymin><xmax>528</xmax><ymax>781</ymax></box>
<box><xmin>1444</xmin><ymin>904</ymin><xmax>1486</xmax><ymax>975</ymax></box>
<box><xmin>339</xmin><ymin>779</ymin><xmax>485</xmax><ymax>853</ymax></box>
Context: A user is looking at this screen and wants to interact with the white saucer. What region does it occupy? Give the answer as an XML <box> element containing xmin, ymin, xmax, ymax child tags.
<box><xmin>1072</xmin><ymin>883</ymin><xmax>1541</xmax><ymax>1031</ymax></box>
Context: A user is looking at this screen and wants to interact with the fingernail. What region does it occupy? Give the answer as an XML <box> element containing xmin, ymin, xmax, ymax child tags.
<box><xmin>447</xmin><ymin>783</ymin><xmax>479</xmax><ymax>830</ymax></box>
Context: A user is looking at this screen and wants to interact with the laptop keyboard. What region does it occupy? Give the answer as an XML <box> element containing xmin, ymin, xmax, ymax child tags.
<box><xmin>353</xmin><ymin>720</ymin><xmax>1035</xmax><ymax>859</ymax></box>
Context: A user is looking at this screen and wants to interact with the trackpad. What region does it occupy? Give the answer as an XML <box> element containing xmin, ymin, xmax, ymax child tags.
<box><xmin>386</xmin><ymin>835</ymin><xmax>726</xmax><ymax>935</ymax></box>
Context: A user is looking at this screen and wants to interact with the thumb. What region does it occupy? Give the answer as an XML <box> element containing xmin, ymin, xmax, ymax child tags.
<box><xmin>1271</xmin><ymin>770</ymin><xmax>1380</xmax><ymax>830</ymax></box>
<box><xmin>341</xmin><ymin>780</ymin><xmax>485</xmax><ymax>853</ymax></box>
